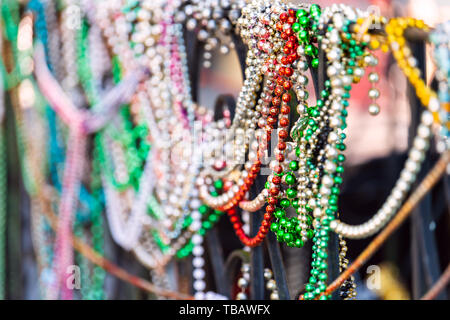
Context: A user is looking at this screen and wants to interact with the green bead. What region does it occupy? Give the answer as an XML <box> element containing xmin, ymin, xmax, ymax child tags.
<box><xmin>295</xmin><ymin>238</ymin><xmax>304</xmax><ymax>248</ymax></box>
<box><xmin>214</xmin><ymin>179</ymin><xmax>224</xmax><ymax>190</ymax></box>
<box><xmin>296</xmin><ymin>9</ymin><xmax>307</xmax><ymax>18</ymax></box>
<box><xmin>305</xmin><ymin>283</ymin><xmax>315</xmax><ymax>292</ymax></box>
<box><xmin>310</xmin><ymin>4</ymin><xmax>321</xmax><ymax>13</ymax></box>
<box><xmin>295</xmin><ymin>147</ymin><xmax>301</xmax><ymax>157</ymax></box>
<box><xmin>289</xmin><ymin>160</ymin><xmax>299</xmax><ymax>171</ymax></box>
<box><xmin>304</xmin><ymin>292</ymin><xmax>314</xmax><ymax>300</ymax></box>
<box><xmin>318</xmin><ymin>272</ymin><xmax>328</xmax><ymax>281</ymax></box>
<box><xmin>318</xmin><ymin>262</ymin><xmax>328</xmax><ymax>271</ymax></box>
<box><xmin>299</xmin><ymin>16</ymin><xmax>309</xmax><ymax>27</ymax></box>
<box><xmin>336</xmin><ymin>166</ymin><xmax>344</xmax><ymax>173</ymax></box>
<box><xmin>286</xmin><ymin>188</ymin><xmax>297</xmax><ymax>199</ymax></box>
<box><xmin>307</xmin><ymin>229</ymin><xmax>314</xmax><ymax>239</ymax></box>
<box><xmin>292</xmin><ymin>199</ymin><xmax>299</xmax><ymax>208</ymax></box>
<box><xmin>279</xmin><ymin>218</ymin><xmax>287</xmax><ymax>227</ymax></box>
<box><xmin>270</xmin><ymin>223</ymin><xmax>279</xmax><ymax>232</ymax></box>
<box><xmin>277</xmin><ymin>229</ymin><xmax>285</xmax><ymax>238</ymax></box>
<box><xmin>292</xmin><ymin>22</ymin><xmax>301</xmax><ymax>33</ymax></box>
<box><xmin>285</xmin><ymin>220</ymin><xmax>292</xmax><ymax>230</ymax></box>
<box><xmin>202</xmin><ymin>221</ymin><xmax>212</xmax><ymax>230</ymax></box>
<box><xmin>199</xmin><ymin>205</ymin><xmax>209</xmax><ymax>214</ymax></box>
<box><xmin>329</xmin><ymin>197</ymin><xmax>337</xmax><ymax>206</ymax></box>
<box><xmin>283</xmin><ymin>233</ymin><xmax>293</xmax><ymax>242</ymax></box>
<box><xmin>280</xmin><ymin>198</ymin><xmax>290</xmax><ymax>208</ymax></box>
<box><xmin>285</xmin><ymin>173</ymin><xmax>295</xmax><ymax>185</ymax></box>
<box><xmin>305</xmin><ymin>44</ymin><xmax>314</xmax><ymax>56</ymax></box>
<box><xmin>298</xmin><ymin>30</ymin><xmax>308</xmax><ymax>41</ymax></box>
<box><xmin>274</xmin><ymin>208</ymin><xmax>285</xmax><ymax>219</ymax></box>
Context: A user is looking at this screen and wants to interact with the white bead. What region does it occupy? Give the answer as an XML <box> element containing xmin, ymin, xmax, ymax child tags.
<box><xmin>193</xmin><ymin>268</ymin><xmax>205</xmax><ymax>280</ymax></box>
<box><xmin>194</xmin><ymin>280</ymin><xmax>206</xmax><ymax>291</ymax></box>
<box><xmin>193</xmin><ymin>245</ymin><xmax>204</xmax><ymax>256</ymax></box>
<box><xmin>193</xmin><ymin>257</ymin><xmax>205</xmax><ymax>268</ymax></box>
<box><xmin>194</xmin><ymin>292</ymin><xmax>205</xmax><ymax>300</ymax></box>
<box><xmin>192</xmin><ymin>234</ymin><xmax>203</xmax><ymax>245</ymax></box>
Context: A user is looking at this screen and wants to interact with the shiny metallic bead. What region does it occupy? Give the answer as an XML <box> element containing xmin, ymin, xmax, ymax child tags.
<box><xmin>368</xmin><ymin>103</ymin><xmax>380</xmax><ymax>116</ymax></box>
<box><xmin>368</xmin><ymin>72</ymin><xmax>379</xmax><ymax>83</ymax></box>
<box><xmin>236</xmin><ymin>292</ymin><xmax>248</xmax><ymax>300</ymax></box>
<box><xmin>368</xmin><ymin>88</ymin><xmax>380</xmax><ymax>99</ymax></box>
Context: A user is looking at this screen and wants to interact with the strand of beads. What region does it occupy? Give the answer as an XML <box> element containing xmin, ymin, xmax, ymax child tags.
<box><xmin>270</xmin><ymin>4</ymin><xmax>321</xmax><ymax>248</ymax></box>
<box><xmin>223</xmin><ymin>1</ymin><xmax>309</xmax><ymax>248</ymax></box>
<box><xmin>385</xmin><ymin>18</ymin><xmax>443</xmax><ymax>125</ymax></box>
<box><xmin>330</xmin><ymin>16</ymin><xmax>437</xmax><ymax>239</ymax></box>
<box><xmin>264</xmin><ymin>268</ymin><xmax>280</xmax><ymax>300</ymax></box>
<box><xmin>430</xmin><ymin>21</ymin><xmax>450</xmax><ymax>152</ymax></box>
<box><xmin>302</xmin><ymin>4</ymin><xmax>371</xmax><ymax>300</ymax></box>
<box><xmin>175</xmin><ymin>0</ymin><xmax>244</xmax><ymax>68</ymax></box>
<box><xmin>338</xmin><ymin>235</ymin><xmax>356</xmax><ymax>299</ymax></box>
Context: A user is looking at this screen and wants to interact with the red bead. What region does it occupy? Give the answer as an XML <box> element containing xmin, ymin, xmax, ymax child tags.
<box><xmin>276</xmin><ymin>154</ymin><xmax>285</xmax><ymax>162</ymax></box>
<box><xmin>276</xmin><ymin>21</ymin><xmax>284</xmax><ymax>32</ymax></box>
<box><xmin>283</xmin><ymin>80</ymin><xmax>292</xmax><ymax>90</ymax></box>
<box><xmin>233</xmin><ymin>222</ymin><xmax>242</xmax><ymax>230</ymax></box>
<box><xmin>272</xmin><ymin>96</ymin><xmax>281</xmax><ymax>106</ymax></box>
<box><xmin>280</xmin><ymin>12</ymin><xmax>288</xmax><ymax>22</ymax></box>
<box><xmin>280</xmin><ymin>32</ymin><xmax>289</xmax><ymax>40</ymax></box>
<box><xmin>276</xmin><ymin>76</ymin><xmax>284</xmax><ymax>85</ymax></box>
<box><xmin>282</xmin><ymin>93</ymin><xmax>291</xmax><ymax>102</ymax></box>
<box><xmin>272</xmin><ymin>176</ymin><xmax>281</xmax><ymax>185</ymax></box>
<box><xmin>266</xmin><ymin>204</ymin><xmax>275</xmax><ymax>213</ymax></box>
<box><xmin>284</xmin><ymin>67</ymin><xmax>293</xmax><ymax>77</ymax></box>
<box><xmin>262</xmin><ymin>220</ymin><xmax>270</xmax><ymax>227</ymax></box>
<box><xmin>264</xmin><ymin>213</ymin><xmax>272</xmax><ymax>220</ymax></box>
<box><xmin>288</xmin><ymin>9</ymin><xmax>296</xmax><ymax>16</ymax></box>
<box><xmin>289</xmin><ymin>53</ymin><xmax>299</xmax><ymax>61</ymax></box>
<box><xmin>278</xmin><ymin>142</ymin><xmax>286</xmax><ymax>150</ymax></box>
<box><xmin>230</xmin><ymin>216</ymin><xmax>239</xmax><ymax>223</ymax></box>
<box><xmin>269</xmin><ymin>107</ymin><xmax>279</xmax><ymax>116</ymax></box>
<box><xmin>280</xmin><ymin>117</ymin><xmax>289</xmax><ymax>127</ymax></box>
<box><xmin>286</xmin><ymin>40</ymin><xmax>295</xmax><ymax>50</ymax></box>
<box><xmin>269</xmin><ymin>187</ymin><xmax>280</xmax><ymax>196</ymax></box>
<box><xmin>274</xmin><ymin>165</ymin><xmax>283</xmax><ymax>174</ymax></box>
<box><xmin>268</xmin><ymin>197</ymin><xmax>278</xmax><ymax>205</ymax></box>
<box><xmin>274</xmin><ymin>86</ymin><xmax>283</xmax><ymax>96</ymax></box>
<box><xmin>279</xmin><ymin>129</ymin><xmax>288</xmax><ymax>139</ymax></box>
<box><xmin>281</xmin><ymin>56</ymin><xmax>289</xmax><ymax>65</ymax></box>
<box><xmin>283</xmin><ymin>46</ymin><xmax>292</xmax><ymax>54</ymax></box>
<box><xmin>280</xmin><ymin>105</ymin><xmax>290</xmax><ymax>114</ymax></box>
